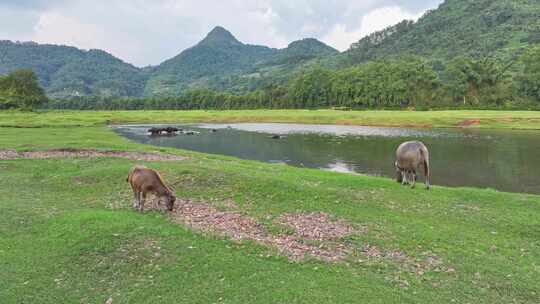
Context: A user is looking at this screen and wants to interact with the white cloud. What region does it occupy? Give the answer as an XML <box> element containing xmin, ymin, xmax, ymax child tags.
<box><xmin>358</xmin><ymin>5</ymin><xmax>424</xmax><ymax>39</ymax></box>
<box><xmin>0</xmin><ymin>7</ymin><xmax>40</xmax><ymax>40</ymax></box>
<box><xmin>33</xmin><ymin>12</ymin><xmax>104</xmax><ymax>48</ymax></box>
<box><xmin>323</xmin><ymin>5</ymin><xmax>425</xmax><ymax>52</ymax></box>
<box><xmin>322</xmin><ymin>24</ymin><xmax>363</xmax><ymax>52</ymax></box>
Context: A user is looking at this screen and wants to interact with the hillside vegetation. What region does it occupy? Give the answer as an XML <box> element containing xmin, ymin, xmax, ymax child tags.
<box><xmin>345</xmin><ymin>0</ymin><xmax>540</xmax><ymax>64</ymax></box>
<box><xmin>0</xmin><ymin>27</ymin><xmax>337</xmax><ymax>98</ymax></box>
<box><xmin>0</xmin><ymin>41</ymin><xmax>146</xmax><ymax>98</ymax></box>
<box><xmin>47</xmin><ymin>48</ymin><xmax>540</xmax><ymax>111</ymax></box>
<box><xmin>146</xmin><ymin>27</ymin><xmax>338</xmax><ymax>96</ymax></box>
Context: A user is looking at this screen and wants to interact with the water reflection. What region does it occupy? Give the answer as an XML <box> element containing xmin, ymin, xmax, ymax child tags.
<box><xmin>114</xmin><ymin>123</ymin><xmax>540</xmax><ymax>194</ymax></box>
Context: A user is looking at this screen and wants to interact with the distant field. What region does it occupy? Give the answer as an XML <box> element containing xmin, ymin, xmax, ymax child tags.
<box><xmin>1</xmin><ymin>109</ymin><xmax>540</xmax><ymax>129</ymax></box>
<box><xmin>1</xmin><ymin>111</ymin><xmax>539</xmax><ymax>303</ymax></box>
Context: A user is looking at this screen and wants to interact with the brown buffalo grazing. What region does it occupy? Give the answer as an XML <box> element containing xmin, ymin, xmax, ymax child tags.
<box><xmin>395</xmin><ymin>141</ymin><xmax>431</xmax><ymax>189</ymax></box>
<box><xmin>127</xmin><ymin>166</ymin><xmax>176</xmax><ymax>212</ymax></box>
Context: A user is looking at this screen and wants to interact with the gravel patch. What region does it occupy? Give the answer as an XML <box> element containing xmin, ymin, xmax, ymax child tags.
<box><xmin>277</xmin><ymin>212</ymin><xmax>356</xmax><ymax>241</ymax></box>
<box><xmin>0</xmin><ymin>149</ymin><xmax>185</xmax><ymax>161</ymax></box>
<box><xmin>141</xmin><ymin>200</ymin><xmax>448</xmax><ymax>270</ymax></box>
<box><xmin>170</xmin><ymin>200</ymin><xmax>356</xmax><ymax>262</ymax></box>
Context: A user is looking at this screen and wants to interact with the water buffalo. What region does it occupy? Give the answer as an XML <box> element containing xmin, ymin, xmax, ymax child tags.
<box><xmin>148</xmin><ymin>127</ymin><xmax>162</xmax><ymax>136</ymax></box>
<box><xmin>395</xmin><ymin>141</ymin><xmax>431</xmax><ymax>189</ymax></box>
<box><xmin>164</xmin><ymin>127</ymin><xmax>179</xmax><ymax>134</ymax></box>
<box><xmin>127</xmin><ymin>166</ymin><xmax>176</xmax><ymax>212</ymax></box>
<box><xmin>148</xmin><ymin>127</ymin><xmax>179</xmax><ymax>136</ymax></box>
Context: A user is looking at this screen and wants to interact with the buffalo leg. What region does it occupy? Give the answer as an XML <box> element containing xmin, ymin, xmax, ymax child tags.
<box><xmin>410</xmin><ymin>171</ymin><xmax>417</xmax><ymax>189</ymax></box>
<box><xmin>424</xmin><ymin>166</ymin><xmax>430</xmax><ymax>190</ymax></box>
<box><xmin>132</xmin><ymin>191</ymin><xmax>140</xmax><ymax>209</ymax></box>
<box><xmin>401</xmin><ymin>170</ymin><xmax>409</xmax><ymax>186</ymax></box>
<box><xmin>139</xmin><ymin>192</ymin><xmax>147</xmax><ymax>212</ymax></box>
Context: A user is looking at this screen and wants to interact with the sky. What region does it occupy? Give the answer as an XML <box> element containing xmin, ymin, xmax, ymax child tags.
<box><xmin>0</xmin><ymin>0</ymin><xmax>444</xmax><ymax>67</ymax></box>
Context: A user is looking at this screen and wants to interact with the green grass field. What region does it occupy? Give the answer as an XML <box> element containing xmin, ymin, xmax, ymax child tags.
<box><xmin>1</xmin><ymin>109</ymin><xmax>540</xmax><ymax>129</ymax></box>
<box><xmin>1</xmin><ymin>110</ymin><xmax>539</xmax><ymax>303</ymax></box>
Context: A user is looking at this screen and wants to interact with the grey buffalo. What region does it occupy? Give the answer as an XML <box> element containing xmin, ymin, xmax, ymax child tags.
<box><xmin>395</xmin><ymin>141</ymin><xmax>431</xmax><ymax>189</ymax></box>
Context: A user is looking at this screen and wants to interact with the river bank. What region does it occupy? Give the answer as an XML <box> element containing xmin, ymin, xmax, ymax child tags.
<box><xmin>1</xmin><ymin>109</ymin><xmax>540</xmax><ymax>129</ymax></box>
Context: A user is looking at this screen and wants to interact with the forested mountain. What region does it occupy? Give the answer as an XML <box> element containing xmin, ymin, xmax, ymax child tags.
<box><xmin>145</xmin><ymin>27</ymin><xmax>337</xmax><ymax>96</ymax></box>
<box><xmin>0</xmin><ymin>41</ymin><xmax>146</xmax><ymax>98</ymax></box>
<box><xmin>345</xmin><ymin>0</ymin><xmax>540</xmax><ymax>65</ymax></box>
<box><xmin>0</xmin><ymin>27</ymin><xmax>337</xmax><ymax>98</ymax></box>
<box><xmin>145</xmin><ymin>26</ymin><xmax>276</xmax><ymax>96</ymax></box>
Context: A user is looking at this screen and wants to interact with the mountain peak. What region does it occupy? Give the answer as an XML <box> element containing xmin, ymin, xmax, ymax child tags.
<box><xmin>287</xmin><ymin>38</ymin><xmax>337</xmax><ymax>50</ymax></box>
<box><xmin>199</xmin><ymin>26</ymin><xmax>243</xmax><ymax>46</ymax></box>
<box><xmin>282</xmin><ymin>38</ymin><xmax>338</xmax><ymax>57</ymax></box>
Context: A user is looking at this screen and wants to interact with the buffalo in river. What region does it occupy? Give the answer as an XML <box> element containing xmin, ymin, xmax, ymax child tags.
<box><xmin>165</xmin><ymin>127</ymin><xmax>180</xmax><ymax>134</ymax></box>
<box><xmin>148</xmin><ymin>127</ymin><xmax>180</xmax><ymax>136</ymax></box>
<box><xmin>148</xmin><ymin>127</ymin><xmax>162</xmax><ymax>136</ymax></box>
<box><xmin>395</xmin><ymin>141</ymin><xmax>431</xmax><ymax>190</ymax></box>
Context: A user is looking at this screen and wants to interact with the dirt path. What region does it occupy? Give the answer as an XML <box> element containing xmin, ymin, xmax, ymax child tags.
<box><xmin>458</xmin><ymin>119</ymin><xmax>481</xmax><ymax>127</ymax></box>
<box><xmin>0</xmin><ymin>149</ymin><xmax>186</xmax><ymax>161</ymax></box>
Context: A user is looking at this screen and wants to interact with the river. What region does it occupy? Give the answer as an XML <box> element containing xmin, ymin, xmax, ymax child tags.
<box><xmin>114</xmin><ymin>123</ymin><xmax>540</xmax><ymax>194</ymax></box>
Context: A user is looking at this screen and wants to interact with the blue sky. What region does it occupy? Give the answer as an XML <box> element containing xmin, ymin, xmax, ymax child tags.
<box><xmin>0</xmin><ymin>0</ymin><xmax>443</xmax><ymax>66</ymax></box>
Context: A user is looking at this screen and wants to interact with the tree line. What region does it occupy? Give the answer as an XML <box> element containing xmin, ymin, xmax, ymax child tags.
<box><xmin>3</xmin><ymin>45</ymin><xmax>540</xmax><ymax>111</ymax></box>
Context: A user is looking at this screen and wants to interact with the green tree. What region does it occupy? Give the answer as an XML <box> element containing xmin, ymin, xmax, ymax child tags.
<box><xmin>287</xmin><ymin>68</ymin><xmax>334</xmax><ymax>108</ymax></box>
<box><xmin>441</xmin><ymin>57</ymin><xmax>510</xmax><ymax>106</ymax></box>
<box><xmin>0</xmin><ymin>69</ymin><xmax>48</xmax><ymax>109</ymax></box>
<box><xmin>517</xmin><ymin>45</ymin><xmax>540</xmax><ymax>102</ymax></box>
